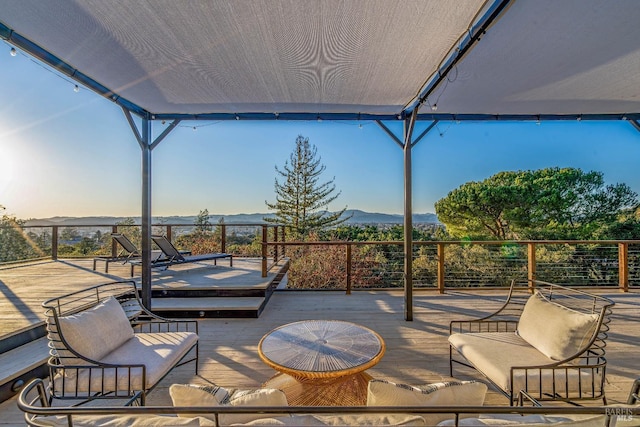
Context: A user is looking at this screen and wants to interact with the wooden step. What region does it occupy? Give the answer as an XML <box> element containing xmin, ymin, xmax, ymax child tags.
<box><xmin>0</xmin><ymin>337</ymin><xmax>49</xmax><ymax>403</ymax></box>
<box><xmin>150</xmin><ymin>297</ymin><xmax>267</xmax><ymax>319</ymax></box>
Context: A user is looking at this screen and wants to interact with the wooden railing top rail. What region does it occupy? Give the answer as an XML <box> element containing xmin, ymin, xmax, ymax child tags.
<box><xmin>266</xmin><ymin>239</ymin><xmax>640</xmax><ymax>246</ymax></box>
<box><xmin>11</xmin><ymin>223</ymin><xmax>284</xmax><ymax>229</ymax></box>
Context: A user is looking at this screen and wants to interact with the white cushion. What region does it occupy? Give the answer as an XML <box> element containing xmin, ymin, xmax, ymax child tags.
<box><xmin>54</xmin><ymin>331</ymin><xmax>198</xmax><ymax>394</ymax></box>
<box><xmin>233</xmin><ymin>414</ymin><xmax>427</xmax><ymax>426</ymax></box>
<box><xmin>517</xmin><ymin>292</ymin><xmax>598</xmax><ymax>361</ymax></box>
<box><xmin>437</xmin><ymin>414</ymin><xmax>608</xmax><ymax>426</ymax></box>
<box><xmin>447</xmin><ymin>332</ymin><xmax>601</xmax><ymax>396</ymax></box>
<box><xmin>310</xmin><ymin>414</ymin><xmax>427</xmax><ymax>425</ymax></box>
<box><xmin>56</xmin><ymin>296</ymin><xmax>134</xmax><ymax>362</ymax></box>
<box><xmin>170</xmin><ymin>384</ymin><xmax>289</xmax><ymax>426</ymax></box>
<box><xmin>367</xmin><ymin>379</ymin><xmax>487</xmax><ymax>426</ymax></box>
<box><xmin>31</xmin><ymin>414</ymin><xmax>217</xmax><ymax>426</ymax></box>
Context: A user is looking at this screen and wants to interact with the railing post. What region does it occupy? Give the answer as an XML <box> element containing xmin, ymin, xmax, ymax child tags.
<box><xmin>51</xmin><ymin>226</ymin><xmax>58</xmax><ymax>260</ymax></box>
<box><xmin>346</xmin><ymin>244</ymin><xmax>352</xmax><ymax>295</ymax></box>
<box><xmin>166</xmin><ymin>225</ymin><xmax>172</xmax><ymax>243</ymax></box>
<box><xmin>528</xmin><ymin>242</ymin><xmax>536</xmax><ymax>293</ymax></box>
<box><xmin>281</xmin><ymin>226</ymin><xmax>286</xmax><ymax>257</ymax></box>
<box><xmin>272</xmin><ymin>226</ymin><xmax>278</xmax><ymax>262</ymax></box>
<box><xmin>619</xmin><ymin>242</ymin><xmax>629</xmax><ymax>292</ymax></box>
<box><xmin>221</xmin><ymin>224</ymin><xmax>226</xmax><ymax>253</ymax></box>
<box><xmin>437</xmin><ymin>242</ymin><xmax>445</xmax><ymax>294</ymax></box>
<box><xmin>261</xmin><ymin>225</ymin><xmax>268</xmax><ymax>277</ymax></box>
<box><xmin>111</xmin><ymin>225</ymin><xmax>118</xmax><ymax>257</ymax></box>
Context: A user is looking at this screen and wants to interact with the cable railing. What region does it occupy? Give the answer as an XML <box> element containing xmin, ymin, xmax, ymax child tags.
<box><xmin>0</xmin><ymin>223</ymin><xmax>284</xmax><ymax>271</ymax></box>
<box><xmin>1</xmin><ymin>223</ymin><xmax>638</xmax><ymax>292</ymax></box>
<box><xmin>271</xmin><ymin>240</ymin><xmax>640</xmax><ymax>293</ymax></box>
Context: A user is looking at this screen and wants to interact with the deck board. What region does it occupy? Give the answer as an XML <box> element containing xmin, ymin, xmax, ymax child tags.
<box><xmin>0</xmin><ymin>260</ymin><xmax>639</xmax><ymax>426</ymax></box>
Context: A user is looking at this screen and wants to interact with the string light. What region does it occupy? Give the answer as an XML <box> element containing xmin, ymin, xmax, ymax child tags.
<box><xmin>10</xmin><ymin>47</ymin><xmax>17</xmax><ymax>56</ymax></box>
<box><xmin>73</xmin><ymin>85</ymin><xmax>79</xmax><ymax>92</ymax></box>
<box><xmin>431</xmin><ymin>104</ymin><xmax>438</xmax><ymax>111</ymax></box>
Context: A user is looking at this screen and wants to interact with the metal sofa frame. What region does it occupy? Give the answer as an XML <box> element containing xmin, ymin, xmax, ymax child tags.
<box><xmin>449</xmin><ymin>280</ymin><xmax>615</xmax><ymax>405</ymax></box>
<box><xmin>18</xmin><ymin>377</ymin><xmax>640</xmax><ymax>427</ymax></box>
<box><xmin>42</xmin><ymin>281</ymin><xmax>199</xmax><ymax>405</ymax></box>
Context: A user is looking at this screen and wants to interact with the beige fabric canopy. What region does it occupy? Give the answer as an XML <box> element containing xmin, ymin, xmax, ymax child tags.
<box><xmin>2</xmin><ymin>0</ymin><xmax>638</xmax><ymax>120</ymax></box>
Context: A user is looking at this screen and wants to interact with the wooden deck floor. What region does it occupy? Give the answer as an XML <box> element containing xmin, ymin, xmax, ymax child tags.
<box><xmin>0</xmin><ymin>261</ymin><xmax>639</xmax><ymax>426</ymax></box>
<box><xmin>0</xmin><ymin>258</ymin><xmax>275</xmax><ymax>337</ymax></box>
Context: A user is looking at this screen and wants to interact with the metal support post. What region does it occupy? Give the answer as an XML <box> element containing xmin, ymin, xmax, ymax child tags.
<box><xmin>140</xmin><ymin>118</ymin><xmax>152</xmax><ymax>308</ymax></box>
<box><xmin>123</xmin><ymin>107</ymin><xmax>181</xmax><ymax>309</ymax></box>
<box><xmin>403</xmin><ymin>111</ymin><xmax>417</xmax><ymax>321</ymax></box>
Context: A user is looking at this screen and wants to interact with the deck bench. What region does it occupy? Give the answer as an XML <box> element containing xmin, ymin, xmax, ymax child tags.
<box><xmin>43</xmin><ymin>281</ymin><xmax>199</xmax><ymax>405</ymax></box>
<box><xmin>449</xmin><ymin>280</ymin><xmax>614</xmax><ymax>405</ymax></box>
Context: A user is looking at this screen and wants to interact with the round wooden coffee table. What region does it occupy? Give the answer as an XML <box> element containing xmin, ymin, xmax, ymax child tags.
<box><xmin>258</xmin><ymin>320</ymin><xmax>385</xmax><ymax>406</ymax></box>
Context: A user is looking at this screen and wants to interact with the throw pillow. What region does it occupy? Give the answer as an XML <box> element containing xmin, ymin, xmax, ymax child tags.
<box><xmin>56</xmin><ymin>296</ymin><xmax>134</xmax><ymax>362</ymax></box>
<box><xmin>367</xmin><ymin>379</ymin><xmax>487</xmax><ymax>426</ymax></box>
<box><xmin>517</xmin><ymin>292</ymin><xmax>599</xmax><ymax>361</ymax></box>
<box><xmin>170</xmin><ymin>384</ymin><xmax>289</xmax><ymax>425</ymax></box>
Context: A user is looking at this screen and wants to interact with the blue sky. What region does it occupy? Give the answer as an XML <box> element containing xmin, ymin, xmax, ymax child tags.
<box><xmin>1</xmin><ymin>46</ymin><xmax>640</xmax><ymax>220</ymax></box>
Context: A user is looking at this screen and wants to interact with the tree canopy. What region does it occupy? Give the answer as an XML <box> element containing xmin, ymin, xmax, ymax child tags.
<box><xmin>435</xmin><ymin>167</ymin><xmax>638</xmax><ymax>240</ymax></box>
<box><xmin>265</xmin><ymin>135</ymin><xmax>351</xmax><ymax>237</ymax></box>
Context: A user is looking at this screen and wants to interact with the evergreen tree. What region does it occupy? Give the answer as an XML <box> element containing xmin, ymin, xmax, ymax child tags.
<box><xmin>265</xmin><ymin>135</ymin><xmax>351</xmax><ymax>237</ymax></box>
<box><xmin>194</xmin><ymin>209</ymin><xmax>212</xmax><ymax>234</ymax></box>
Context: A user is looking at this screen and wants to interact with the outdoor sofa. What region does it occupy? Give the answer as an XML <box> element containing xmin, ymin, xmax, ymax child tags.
<box><xmin>449</xmin><ymin>280</ymin><xmax>615</xmax><ymax>405</ymax></box>
<box><xmin>43</xmin><ymin>281</ymin><xmax>199</xmax><ymax>405</ymax></box>
<box><xmin>18</xmin><ymin>376</ymin><xmax>640</xmax><ymax>426</ymax></box>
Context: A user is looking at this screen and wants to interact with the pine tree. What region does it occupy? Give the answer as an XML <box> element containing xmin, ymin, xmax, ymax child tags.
<box><xmin>265</xmin><ymin>135</ymin><xmax>351</xmax><ymax>237</ymax></box>
<box><xmin>194</xmin><ymin>209</ymin><xmax>212</xmax><ymax>234</ymax></box>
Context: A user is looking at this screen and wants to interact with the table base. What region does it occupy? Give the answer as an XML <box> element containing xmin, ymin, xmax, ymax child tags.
<box><xmin>263</xmin><ymin>371</ymin><xmax>373</xmax><ymax>406</ymax></box>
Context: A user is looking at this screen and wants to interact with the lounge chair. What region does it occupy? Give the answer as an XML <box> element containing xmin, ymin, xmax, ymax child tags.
<box><xmin>94</xmin><ymin>233</ymin><xmax>191</xmax><ymax>277</ymax></box>
<box><xmin>131</xmin><ymin>235</ymin><xmax>232</xmax><ymax>270</ymax></box>
<box><xmin>92</xmin><ymin>233</ymin><xmax>141</xmax><ymax>275</ymax></box>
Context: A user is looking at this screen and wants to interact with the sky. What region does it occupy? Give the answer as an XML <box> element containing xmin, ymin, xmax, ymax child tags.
<box><xmin>1</xmin><ymin>45</ymin><xmax>640</xmax><ymax>220</ymax></box>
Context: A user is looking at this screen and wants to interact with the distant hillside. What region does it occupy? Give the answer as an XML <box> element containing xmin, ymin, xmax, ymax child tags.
<box><xmin>26</xmin><ymin>210</ymin><xmax>439</xmax><ymax>227</ymax></box>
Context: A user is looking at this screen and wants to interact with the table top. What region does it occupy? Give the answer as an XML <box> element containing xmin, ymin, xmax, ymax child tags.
<box><xmin>258</xmin><ymin>320</ymin><xmax>385</xmax><ymax>379</ymax></box>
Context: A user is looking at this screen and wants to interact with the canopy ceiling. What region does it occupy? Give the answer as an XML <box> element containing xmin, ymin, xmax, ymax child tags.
<box><xmin>1</xmin><ymin>0</ymin><xmax>640</xmax><ymax>121</ymax></box>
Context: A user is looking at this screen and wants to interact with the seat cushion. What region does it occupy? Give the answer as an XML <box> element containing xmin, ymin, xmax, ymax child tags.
<box><xmin>448</xmin><ymin>332</ymin><xmax>601</xmax><ymax>396</ymax></box>
<box><xmin>54</xmin><ymin>331</ymin><xmax>198</xmax><ymax>394</ymax></box>
<box><xmin>517</xmin><ymin>292</ymin><xmax>598</xmax><ymax>361</ymax></box>
<box><xmin>437</xmin><ymin>414</ymin><xmax>609</xmax><ymax>426</ymax></box>
<box><xmin>216</xmin><ymin>414</ymin><xmax>427</xmax><ymax>426</ymax></box>
<box><xmin>31</xmin><ymin>414</ymin><xmax>217</xmax><ymax>427</ymax></box>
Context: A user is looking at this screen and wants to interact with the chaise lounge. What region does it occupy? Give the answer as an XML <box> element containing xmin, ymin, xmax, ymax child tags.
<box><xmin>92</xmin><ymin>233</ymin><xmax>141</xmax><ymax>276</ymax></box>
<box><xmin>139</xmin><ymin>234</ymin><xmax>233</xmax><ymax>270</ymax></box>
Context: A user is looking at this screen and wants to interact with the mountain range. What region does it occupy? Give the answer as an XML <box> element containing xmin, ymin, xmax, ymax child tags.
<box><xmin>25</xmin><ymin>210</ymin><xmax>439</xmax><ymax>226</ymax></box>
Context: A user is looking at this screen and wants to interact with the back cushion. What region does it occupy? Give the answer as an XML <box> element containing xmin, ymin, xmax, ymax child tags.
<box><xmin>367</xmin><ymin>379</ymin><xmax>487</xmax><ymax>425</ymax></box>
<box><xmin>517</xmin><ymin>291</ymin><xmax>598</xmax><ymax>361</ymax></box>
<box><xmin>170</xmin><ymin>383</ymin><xmax>289</xmax><ymax>425</ymax></box>
<box><xmin>56</xmin><ymin>296</ymin><xmax>134</xmax><ymax>362</ymax></box>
